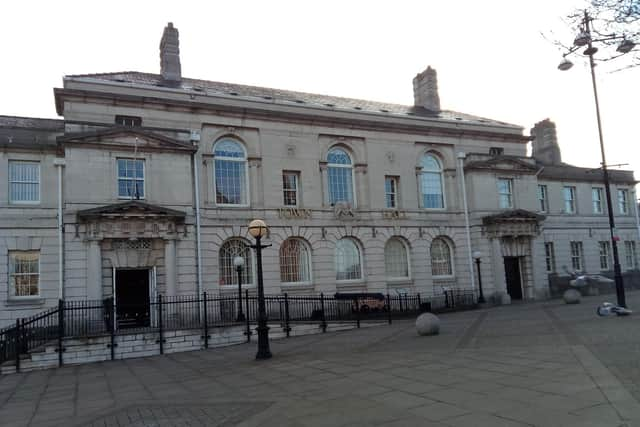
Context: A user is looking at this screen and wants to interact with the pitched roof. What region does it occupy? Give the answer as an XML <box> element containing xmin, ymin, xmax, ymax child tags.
<box><xmin>64</xmin><ymin>71</ymin><xmax>520</xmax><ymax>128</ymax></box>
<box><xmin>0</xmin><ymin>115</ymin><xmax>64</xmax><ymax>150</ymax></box>
<box><xmin>538</xmin><ymin>163</ymin><xmax>636</xmax><ymax>185</ymax></box>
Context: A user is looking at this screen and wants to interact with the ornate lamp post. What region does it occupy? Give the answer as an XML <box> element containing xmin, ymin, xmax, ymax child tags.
<box><xmin>233</xmin><ymin>255</ymin><xmax>245</xmax><ymax>322</ymax></box>
<box><xmin>248</xmin><ymin>219</ymin><xmax>272</xmax><ymax>360</ymax></box>
<box><xmin>473</xmin><ymin>251</ymin><xmax>486</xmax><ymax>304</ymax></box>
<box><xmin>558</xmin><ymin>11</ymin><xmax>636</xmax><ymax>308</ymax></box>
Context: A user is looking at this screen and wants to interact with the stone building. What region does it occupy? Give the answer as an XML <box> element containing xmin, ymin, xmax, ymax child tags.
<box><xmin>0</xmin><ymin>23</ymin><xmax>637</xmax><ymax>328</ymax></box>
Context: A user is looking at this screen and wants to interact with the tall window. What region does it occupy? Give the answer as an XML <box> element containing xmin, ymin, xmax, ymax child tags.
<box><xmin>280</xmin><ymin>239</ymin><xmax>311</xmax><ymax>284</ymax></box>
<box><xmin>431</xmin><ymin>238</ymin><xmax>453</xmax><ymax>276</ymax></box>
<box><xmin>218</xmin><ymin>239</ymin><xmax>253</xmax><ymax>286</ymax></box>
<box><xmin>592</xmin><ymin>188</ymin><xmax>603</xmax><ymax>214</ymax></box>
<box><xmin>544</xmin><ymin>242</ymin><xmax>555</xmax><ymax>273</ymax></box>
<box><xmin>9</xmin><ymin>251</ymin><xmax>40</xmax><ymax>298</ymax></box>
<box><xmin>327</xmin><ymin>148</ymin><xmax>354</xmax><ymax>205</ymax></box>
<box><xmin>385</xmin><ymin>238</ymin><xmax>409</xmax><ymax>279</ymax></box>
<box><xmin>570</xmin><ymin>241</ymin><xmax>583</xmax><ymax>272</ymax></box>
<box><xmin>497</xmin><ymin>178</ymin><xmax>514</xmax><ymax>209</ymax></box>
<box><xmin>420</xmin><ymin>154</ymin><xmax>444</xmax><ymax>209</ymax></box>
<box><xmin>618</xmin><ymin>189</ymin><xmax>629</xmax><ymax>215</ymax></box>
<box><xmin>599</xmin><ymin>241</ymin><xmax>611</xmax><ymax>270</ymax></box>
<box><xmin>538</xmin><ymin>185</ymin><xmax>548</xmax><ymax>213</ymax></box>
<box><xmin>117</xmin><ymin>159</ymin><xmax>145</xmax><ymax>199</ymax></box>
<box><xmin>385</xmin><ymin>176</ymin><xmax>399</xmax><ymax>208</ymax></box>
<box><xmin>564</xmin><ymin>186</ymin><xmax>576</xmax><ymax>214</ymax></box>
<box><xmin>625</xmin><ymin>241</ymin><xmax>638</xmax><ymax>270</ymax></box>
<box><xmin>335</xmin><ymin>238</ymin><xmax>362</xmax><ymax>281</ymax></box>
<box><xmin>9</xmin><ymin>161</ymin><xmax>40</xmax><ymax>203</ymax></box>
<box><xmin>214</xmin><ymin>139</ymin><xmax>248</xmax><ymax>205</ymax></box>
<box><xmin>282</xmin><ymin>171</ymin><xmax>299</xmax><ymax>207</ymax></box>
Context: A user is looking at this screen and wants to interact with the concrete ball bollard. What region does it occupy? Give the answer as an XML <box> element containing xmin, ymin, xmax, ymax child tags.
<box><xmin>416</xmin><ymin>313</ymin><xmax>440</xmax><ymax>336</ymax></box>
<box><xmin>563</xmin><ymin>289</ymin><xmax>581</xmax><ymax>304</ymax></box>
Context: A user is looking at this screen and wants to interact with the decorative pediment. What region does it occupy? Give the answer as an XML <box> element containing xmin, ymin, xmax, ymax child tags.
<box><xmin>58</xmin><ymin>128</ymin><xmax>196</xmax><ymax>153</ymax></box>
<box><xmin>465</xmin><ymin>157</ymin><xmax>538</xmax><ymax>174</ymax></box>
<box><xmin>482</xmin><ymin>209</ymin><xmax>544</xmax><ymax>238</ymax></box>
<box><xmin>77</xmin><ymin>200</ymin><xmax>186</xmax><ymax>221</ymax></box>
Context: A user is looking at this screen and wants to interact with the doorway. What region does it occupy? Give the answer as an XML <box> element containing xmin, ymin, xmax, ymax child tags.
<box><xmin>115</xmin><ymin>268</ymin><xmax>150</xmax><ymax>328</ymax></box>
<box><xmin>504</xmin><ymin>257</ymin><xmax>523</xmax><ymax>300</ymax></box>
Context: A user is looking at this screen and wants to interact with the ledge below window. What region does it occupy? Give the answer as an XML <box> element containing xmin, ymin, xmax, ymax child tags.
<box><xmin>6</xmin><ymin>297</ymin><xmax>45</xmax><ymax>306</ymax></box>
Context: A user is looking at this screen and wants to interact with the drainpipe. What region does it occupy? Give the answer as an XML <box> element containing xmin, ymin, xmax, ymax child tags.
<box><xmin>457</xmin><ymin>152</ymin><xmax>475</xmax><ymax>294</ymax></box>
<box><xmin>53</xmin><ymin>157</ymin><xmax>66</xmax><ymax>300</ymax></box>
<box><xmin>191</xmin><ymin>131</ymin><xmax>203</xmax><ymax>296</ymax></box>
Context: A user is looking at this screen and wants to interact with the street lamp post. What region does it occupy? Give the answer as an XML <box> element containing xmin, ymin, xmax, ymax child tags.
<box><xmin>233</xmin><ymin>256</ymin><xmax>245</xmax><ymax>322</ymax></box>
<box><xmin>248</xmin><ymin>219</ymin><xmax>272</xmax><ymax>360</ymax></box>
<box><xmin>473</xmin><ymin>251</ymin><xmax>486</xmax><ymax>304</ymax></box>
<box><xmin>558</xmin><ymin>11</ymin><xmax>636</xmax><ymax>308</ymax></box>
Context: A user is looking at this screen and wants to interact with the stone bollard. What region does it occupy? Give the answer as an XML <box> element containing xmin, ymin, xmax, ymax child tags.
<box><xmin>563</xmin><ymin>289</ymin><xmax>581</xmax><ymax>304</ymax></box>
<box><xmin>416</xmin><ymin>313</ymin><xmax>440</xmax><ymax>336</ymax></box>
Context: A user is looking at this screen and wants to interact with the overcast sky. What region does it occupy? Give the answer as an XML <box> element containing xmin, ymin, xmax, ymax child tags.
<box><xmin>3</xmin><ymin>0</ymin><xmax>638</xmax><ymax>183</ymax></box>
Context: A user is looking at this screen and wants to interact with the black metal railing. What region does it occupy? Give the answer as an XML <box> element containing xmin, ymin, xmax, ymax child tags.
<box><xmin>0</xmin><ymin>289</ymin><xmax>476</xmax><ymax>371</ymax></box>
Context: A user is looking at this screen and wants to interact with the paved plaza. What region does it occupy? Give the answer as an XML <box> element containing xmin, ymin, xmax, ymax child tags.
<box><xmin>3</xmin><ymin>293</ymin><xmax>640</xmax><ymax>426</ymax></box>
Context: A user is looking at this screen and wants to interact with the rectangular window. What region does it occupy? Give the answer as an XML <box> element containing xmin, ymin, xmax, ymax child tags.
<box><xmin>625</xmin><ymin>241</ymin><xmax>638</xmax><ymax>270</ymax></box>
<box><xmin>570</xmin><ymin>241</ymin><xmax>583</xmax><ymax>272</ymax></box>
<box><xmin>564</xmin><ymin>186</ymin><xmax>576</xmax><ymax>214</ymax></box>
<box><xmin>9</xmin><ymin>251</ymin><xmax>40</xmax><ymax>298</ymax></box>
<box><xmin>489</xmin><ymin>147</ymin><xmax>504</xmax><ymax>156</ymax></box>
<box><xmin>282</xmin><ymin>171</ymin><xmax>299</xmax><ymax>207</ymax></box>
<box><xmin>497</xmin><ymin>178</ymin><xmax>513</xmax><ymax>209</ymax></box>
<box><xmin>538</xmin><ymin>185</ymin><xmax>548</xmax><ymax>213</ymax></box>
<box><xmin>9</xmin><ymin>161</ymin><xmax>40</xmax><ymax>203</ymax></box>
<box><xmin>592</xmin><ymin>187</ymin><xmax>603</xmax><ymax>214</ymax></box>
<box><xmin>618</xmin><ymin>189</ymin><xmax>629</xmax><ymax>215</ymax></box>
<box><xmin>117</xmin><ymin>158</ymin><xmax>145</xmax><ymax>199</ymax></box>
<box><xmin>599</xmin><ymin>241</ymin><xmax>611</xmax><ymax>270</ymax></box>
<box><xmin>115</xmin><ymin>115</ymin><xmax>142</xmax><ymax>127</ymax></box>
<box><xmin>544</xmin><ymin>242</ymin><xmax>555</xmax><ymax>273</ymax></box>
<box><xmin>385</xmin><ymin>176</ymin><xmax>399</xmax><ymax>208</ymax></box>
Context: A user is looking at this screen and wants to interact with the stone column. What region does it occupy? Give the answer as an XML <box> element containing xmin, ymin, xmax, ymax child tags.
<box><xmin>164</xmin><ymin>238</ymin><xmax>177</xmax><ymax>297</ymax></box>
<box><xmin>87</xmin><ymin>240</ymin><xmax>102</xmax><ymax>300</ymax></box>
<box><xmin>354</xmin><ymin>164</ymin><xmax>368</xmax><ymax>209</ymax></box>
<box><xmin>248</xmin><ymin>159</ymin><xmax>262</xmax><ymax>207</ymax></box>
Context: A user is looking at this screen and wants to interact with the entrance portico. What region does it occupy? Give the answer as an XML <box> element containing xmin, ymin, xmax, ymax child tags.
<box><xmin>77</xmin><ymin>201</ymin><xmax>186</xmax><ymax>302</ymax></box>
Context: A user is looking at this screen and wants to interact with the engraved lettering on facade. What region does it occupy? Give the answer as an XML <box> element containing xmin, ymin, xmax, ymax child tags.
<box><xmin>382</xmin><ymin>210</ymin><xmax>407</xmax><ymax>220</ymax></box>
<box><xmin>278</xmin><ymin>208</ymin><xmax>312</xmax><ymax>219</ymax></box>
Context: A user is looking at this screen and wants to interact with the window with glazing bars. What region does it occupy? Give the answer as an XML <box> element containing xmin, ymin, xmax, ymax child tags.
<box><xmin>214</xmin><ymin>140</ymin><xmax>248</xmax><ymax>205</ymax></box>
<box><xmin>9</xmin><ymin>251</ymin><xmax>39</xmax><ymax>297</ymax></box>
<box><xmin>282</xmin><ymin>172</ymin><xmax>299</xmax><ymax>206</ymax></box>
<box><xmin>618</xmin><ymin>189</ymin><xmax>629</xmax><ymax>214</ymax></box>
<box><xmin>280</xmin><ymin>239</ymin><xmax>311</xmax><ymax>283</ymax></box>
<box><xmin>625</xmin><ymin>241</ymin><xmax>638</xmax><ymax>270</ymax></box>
<box><xmin>117</xmin><ymin>159</ymin><xmax>144</xmax><ymax>199</ymax></box>
<box><xmin>544</xmin><ymin>242</ymin><xmax>555</xmax><ymax>273</ymax></box>
<box><xmin>385</xmin><ymin>238</ymin><xmax>409</xmax><ymax>278</ymax></box>
<box><xmin>420</xmin><ymin>155</ymin><xmax>444</xmax><ymax>209</ymax></box>
<box><xmin>592</xmin><ymin>188</ymin><xmax>603</xmax><ymax>214</ymax></box>
<box><xmin>431</xmin><ymin>238</ymin><xmax>452</xmax><ymax>276</ymax></box>
<box><xmin>385</xmin><ymin>176</ymin><xmax>398</xmax><ymax>208</ymax></box>
<box><xmin>335</xmin><ymin>238</ymin><xmax>362</xmax><ymax>280</ymax></box>
<box><xmin>564</xmin><ymin>186</ymin><xmax>576</xmax><ymax>214</ymax></box>
<box><xmin>327</xmin><ymin>148</ymin><xmax>354</xmax><ymax>205</ymax></box>
<box><xmin>538</xmin><ymin>185</ymin><xmax>548</xmax><ymax>212</ymax></box>
<box><xmin>570</xmin><ymin>241</ymin><xmax>583</xmax><ymax>272</ymax></box>
<box><xmin>9</xmin><ymin>161</ymin><xmax>40</xmax><ymax>203</ymax></box>
<box><xmin>599</xmin><ymin>241</ymin><xmax>611</xmax><ymax>270</ymax></box>
<box><xmin>218</xmin><ymin>239</ymin><xmax>253</xmax><ymax>286</ymax></box>
<box><xmin>498</xmin><ymin>178</ymin><xmax>513</xmax><ymax>209</ymax></box>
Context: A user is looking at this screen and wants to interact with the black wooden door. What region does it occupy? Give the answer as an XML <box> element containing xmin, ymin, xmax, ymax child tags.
<box><xmin>504</xmin><ymin>257</ymin><xmax>523</xmax><ymax>300</ymax></box>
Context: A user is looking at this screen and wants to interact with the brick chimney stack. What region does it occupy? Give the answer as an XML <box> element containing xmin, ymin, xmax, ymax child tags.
<box><xmin>160</xmin><ymin>22</ymin><xmax>181</xmax><ymax>84</ymax></box>
<box><xmin>531</xmin><ymin>119</ymin><xmax>562</xmax><ymax>165</ymax></box>
<box><xmin>413</xmin><ymin>66</ymin><xmax>440</xmax><ymax>113</ymax></box>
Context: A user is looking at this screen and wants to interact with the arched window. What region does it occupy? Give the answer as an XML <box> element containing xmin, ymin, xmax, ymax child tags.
<box><xmin>213</xmin><ymin>139</ymin><xmax>248</xmax><ymax>205</ymax></box>
<box><xmin>335</xmin><ymin>238</ymin><xmax>362</xmax><ymax>281</ymax></box>
<box><xmin>219</xmin><ymin>239</ymin><xmax>253</xmax><ymax>286</ymax></box>
<box><xmin>431</xmin><ymin>238</ymin><xmax>453</xmax><ymax>276</ymax></box>
<box><xmin>420</xmin><ymin>154</ymin><xmax>444</xmax><ymax>209</ymax></box>
<box><xmin>385</xmin><ymin>238</ymin><xmax>409</xmax><ymax>279</ymax></box>
<box><xmin>327</xmin><ymin>148</ymin><xmax>354</xmax><ymax>205</ymax></box>
<box><xmin>280</xmin><ymin>238</ymin><xmax>312</xmax><ymax>284</ymax></box>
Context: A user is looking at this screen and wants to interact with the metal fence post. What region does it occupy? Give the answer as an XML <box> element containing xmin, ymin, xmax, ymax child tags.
<box><xmin>202</xmin><ymin>292</ymin><xmax>209</xmax><ymax>349</ymax></box>
<box><xmin>417</xmin><ymin>293</ymin><xmax>422</xmax><ymax>313</ymax></box>
<box><xmin>320</xmin><ymin>293</ymin><xmax>327</xmax><ymax>333</ymax></box>
<box><xmin>105</xmin><ymin>298</ymin><xmax>116</xmax><ymax>361</ymax></box>
<box><xmin>284</xmin><ymin>293</ymin><xmax>291</xmax><ymax>338</ymax></box>
<box><xmin>57</xmin><ymin>299</ymin><xmax>65</xmax><ymax>367</ymax></box>
<box><xmin>157</xmin><ymin>294</ymin><xmax>164</xmax><ymax>354</ymax></box>
<box><xmin>15</xmin><ymin>319</ymin><xmax>21</xmax><ymax>373</ymax></box>
<box><xmin>355</xmin><ymin>298</ymin><xmax>361</xmax><ymax>329</ymax></box>
<box><xmin>386</xmin><ymin>293</ymin><xmax>392</xmax><ymax>325</ymax></box>
<box><xmin>245</xmin><ymin>289</ymin><xmax>252</xmax><ymax>342</ymax></box>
